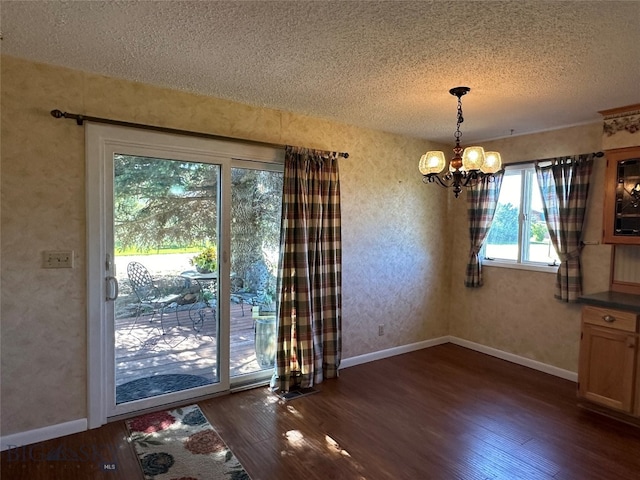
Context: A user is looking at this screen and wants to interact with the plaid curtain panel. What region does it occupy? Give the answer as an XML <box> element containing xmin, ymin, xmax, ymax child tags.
<box><xmin>271</xmin><ymin>146</ymin><xmax>342</xmax><ymax>393</ymax></box>
<box><xmin>465</xmin><ymin>172</ymin><xmax>504</xmax><ymax>287</ymax></box>
<box><xmin>535</xmin><ymin>155</ymin><xmax>594</xmax><ymax>302</ymax></box>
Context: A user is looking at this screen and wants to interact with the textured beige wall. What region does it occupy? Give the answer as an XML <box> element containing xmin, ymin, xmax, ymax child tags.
<box><xmin>0</xmin><ymin>55</ymin><xmax>451</xmax><ymax>435</ymax></box>
<box><xmin>447</xmin><ymin>124</ymin><xmax>614</xmax><ymax>372</ymax></box>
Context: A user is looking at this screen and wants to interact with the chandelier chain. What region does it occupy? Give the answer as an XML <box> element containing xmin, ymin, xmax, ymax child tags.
<box><xmin>454</xmin><ymin>96</ymin><xmax>464</xmax><ymax>144</ymax></box>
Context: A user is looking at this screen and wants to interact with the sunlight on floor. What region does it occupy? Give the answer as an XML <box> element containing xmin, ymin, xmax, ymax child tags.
<box><xmin>285</xmin><ymin>429</ymin><xmax>305</xmax><ymax>447</ymax></box>
<box><xmin>325</xmin><ymin>434</ymin><xmax>352</xmax><ymax>457</ymax></box>
<box><xmin>286</xmin><ymin>405</ymin><xmax>304</xmax><ymax>419</ymax></box>
<box><xmin>281</xmin><ymin>429</ymin><xmax>367</xmax><ymax>479</ymax></box>
<box><xmin>262</xmin><ymin>393</ymin><xmax>279</xmax><ymax>406</ymax></box>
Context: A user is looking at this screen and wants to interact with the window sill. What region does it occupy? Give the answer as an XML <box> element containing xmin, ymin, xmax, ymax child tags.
<box><xmin>483</xmin><ymin>259</ymin><xmax>559</xmax><ymax>274</ymax></box>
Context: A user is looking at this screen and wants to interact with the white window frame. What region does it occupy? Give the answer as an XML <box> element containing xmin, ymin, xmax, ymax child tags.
<box><xmin>482</xmin><ymin>164</ymin><xmax>559</xmax><ymax>274</ymax></box>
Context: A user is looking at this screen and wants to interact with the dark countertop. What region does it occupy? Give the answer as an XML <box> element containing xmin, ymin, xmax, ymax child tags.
<box><xmin>579</xmin><ymin>291</ymin><xmax>640</xmax><ymax>313</ymax></box>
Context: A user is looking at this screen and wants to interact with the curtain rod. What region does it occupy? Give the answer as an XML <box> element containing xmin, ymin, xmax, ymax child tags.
<box><xmin>504</xmin><ymin>151</ymin><xmax>603</xmax><ymax>168</ymax></box>
<box><xmin>50</xmin><ymin>109</ymin><xmax>349</xmax><ymax>159</ymax></box>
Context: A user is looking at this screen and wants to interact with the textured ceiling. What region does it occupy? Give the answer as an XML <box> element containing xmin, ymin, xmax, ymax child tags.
<box><xmin>1</xmin><ymin>1</ymin><xmax>639</xmax><ymax>143</ymax></box>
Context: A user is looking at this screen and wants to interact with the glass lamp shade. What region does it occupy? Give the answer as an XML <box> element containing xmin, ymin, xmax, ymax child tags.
<box><xmin>481</xmin><ymin>151</ymin><xmax>502</xmax><ymax>173</ymax></box>
<box><xmin>419</xmin><ymin>151</ymin><xmax>446</xmax><ymax>175</ymax></box>
<box><xmin>462</xmin><ymin>146</ymin><xmax>486</xmax><ymax>171</ymax></box>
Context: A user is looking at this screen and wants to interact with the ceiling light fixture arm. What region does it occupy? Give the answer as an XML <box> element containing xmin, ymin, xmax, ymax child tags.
<box><xmin>422</xmin><ymin>168</ymin><xmax>489</xmax><ymax>198</ymax></box>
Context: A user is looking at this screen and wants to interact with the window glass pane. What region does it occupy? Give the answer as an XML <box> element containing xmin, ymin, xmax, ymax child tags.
<box><xmin>113</xmin><ymin>154</ymin><xmax>220</xmax><ymax>403</ymax></box>
<box><xmin>527</xmin><ymin>175</ymin><xmax>559</xmax><ymax>264</ymax></box>
<box><xmin>230</xmin><ymin>167</ymin><xmax>283</xmax><ymax>378</ymax></box>
<box><xmin>486</xmin><ymin>173</ymin><xmax>521</xmax><ymax>261</ymax></box>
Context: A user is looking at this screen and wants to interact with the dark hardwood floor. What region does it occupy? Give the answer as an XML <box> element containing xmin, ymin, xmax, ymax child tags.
<box><xmin>3</xmin><ymin>344</ymin><xmax>640</xmax><ymax>479</ymax></box>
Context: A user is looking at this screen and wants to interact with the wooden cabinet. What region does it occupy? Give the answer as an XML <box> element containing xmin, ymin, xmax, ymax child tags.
<box><xmin>578</xmin><ymin>305</ymin><xmax>639</xmax><ymax>416</ymax></box>
<box><xmin>603</xmin><ymin>146</ymin><xmax>640</xmax><ymax>245</ymax></box>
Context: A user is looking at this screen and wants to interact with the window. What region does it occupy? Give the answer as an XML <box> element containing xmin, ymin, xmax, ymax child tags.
<box><xmin>484</xmin><ymin>165</ymin><xmax>559</xmax><ymax>270</ymax></box>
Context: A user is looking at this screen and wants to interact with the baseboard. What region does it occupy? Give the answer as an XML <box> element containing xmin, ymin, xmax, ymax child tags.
<box><xmin>448</xmin><ymin>336</ymin><xmax>578</xmax><ymax>382</ymax></box>
<box><xmin>340</xmin><ymin>336</ymin><xmax>450</xmax><ymax>369</ymax></box>
<box><xmin>341</xmin><ymin>335</ymin><xmax>577</xmax><ymax>382</ymax></box>
<box><xmin>1</xmin><ymin>418</ymin><xmax>88</xmax><ymax>452</ymax></box>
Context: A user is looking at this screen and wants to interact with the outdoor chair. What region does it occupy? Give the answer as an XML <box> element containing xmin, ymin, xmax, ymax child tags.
<box><xmin>127</xmin><ymin>261</ymin><xmax>185</xmax><ymax>335</ymax></box>
<box><xmin>230</xmin><ymin>274</ymin><xmax>258</xmax><ymax>316</ymax></box>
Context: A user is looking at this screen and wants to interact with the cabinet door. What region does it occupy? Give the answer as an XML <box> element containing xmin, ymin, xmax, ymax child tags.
<box><xmin>603</xmin><ymin>146</ymin><xmax>640</xmax><ymax>245</ymax></box>
<box><xmin>578</xmin><ymin>324</ymin><xmax>637</xmax><ymax>412</ymax></box>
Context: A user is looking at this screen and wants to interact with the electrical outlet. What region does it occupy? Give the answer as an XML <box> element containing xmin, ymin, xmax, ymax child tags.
<box><xmin>378</xmin><ymin>324</ymin><xmax>384</xmax><ymax>336</ymax></box>
<box><xmin>43</xmin><ymin>250</ymin><xmax>74</xmax><ymax>268</ymax></box>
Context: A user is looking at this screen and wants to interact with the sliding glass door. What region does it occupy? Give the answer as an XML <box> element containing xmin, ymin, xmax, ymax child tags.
<box><xmin>229</xmin><ymin>164</ymin><xmax>283</xmax><ymax>383</ymax></box>
<box><xmin>86</xmin><ymin>124</ymin><xmax>283</xmax><ymax>425</ymax></box>
<box><xmin>112</xmin><ymin>154</ymin><xmax>221</xmax><ymax>410</ymax></box>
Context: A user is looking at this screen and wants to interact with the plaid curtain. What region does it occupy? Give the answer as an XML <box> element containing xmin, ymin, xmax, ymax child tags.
<box><xmin>535</xmin><ymin>154</ymin><xmax>594</xmax><ymax>302</ymax></box>
<box><xmin>271</xmin><ymin>146</ymin><xmax>342</xmax><ymax>393</ymax></box>
<box><xmin>465</xmin><ymin>172</ymin><xmax>504</xmax><ymax>287</ymax></box>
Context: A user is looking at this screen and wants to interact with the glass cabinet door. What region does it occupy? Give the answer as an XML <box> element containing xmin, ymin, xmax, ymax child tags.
<box><xmin>603</xmin><ymin>146</ymin><xmax>640</xmax><ymax>245</ymax></box>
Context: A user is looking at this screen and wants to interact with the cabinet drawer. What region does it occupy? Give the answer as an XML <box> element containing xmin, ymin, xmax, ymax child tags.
<box><xmin>582</xmin><ymin>306</ymin><xmax>638</xmax><ymax>332</ymax></box>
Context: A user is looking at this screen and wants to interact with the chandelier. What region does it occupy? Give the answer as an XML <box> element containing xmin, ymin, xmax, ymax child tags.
<box><xmin>419</xmin><ymin>87</ymin><xmax>502</xmax><ymax>197</ymax></box>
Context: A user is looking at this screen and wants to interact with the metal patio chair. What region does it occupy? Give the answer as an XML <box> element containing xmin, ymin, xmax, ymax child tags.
<box><xmin>127</xmin><ymin>261</ymin><xmax>185</xmax><ymax>335</ymax></box>
<box><xmin>230</xmin><ymin>274</ymin><xmax>259</xmax><ymax>316</ymax></box>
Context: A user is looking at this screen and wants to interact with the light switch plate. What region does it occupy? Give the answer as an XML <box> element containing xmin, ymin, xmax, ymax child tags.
<box><xmin>43</xmin><ymin>250</ymin><xmax>74</xmax><ymax>268</ymax></box>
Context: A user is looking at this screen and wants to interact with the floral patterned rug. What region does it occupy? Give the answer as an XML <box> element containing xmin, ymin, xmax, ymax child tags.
<box><xmin>126</xmin><ymin>404</ymin><xmax>251</xmax><ymax>480</ymax></box>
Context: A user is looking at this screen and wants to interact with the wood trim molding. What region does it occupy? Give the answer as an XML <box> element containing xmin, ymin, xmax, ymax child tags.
<box><xmin>447</xmin><ymin>337</ymin><xmax>578</xmax><ymax>382</ymax></box>
<box><xmin>599</xmin><ymin>104</ymin><xmax>640</xmax><ymax>118</ymax></box>
<box><xmin>340</xmin><ymin>336</ymin><xmax>449</xmax><ymax>369</ymax></box>
<box><xmin>340</xmin><ymin>336</ymin><xmax>577</xmax><ymax>382</ymax></box>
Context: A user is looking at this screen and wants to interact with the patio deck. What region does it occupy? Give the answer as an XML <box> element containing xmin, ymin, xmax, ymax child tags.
<box><xmin>115</xmin><ymin>301</ymin><xmax>274</xmax><ymax>388</ymax></box>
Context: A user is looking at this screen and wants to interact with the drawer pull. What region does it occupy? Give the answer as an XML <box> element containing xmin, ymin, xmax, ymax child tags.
<box><xmin>602</xmin><ymin>314</ymin><xmax>616</xmax><ymax>323</ymax></box>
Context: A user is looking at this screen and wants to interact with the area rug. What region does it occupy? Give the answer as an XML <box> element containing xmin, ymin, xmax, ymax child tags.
<box><xmin>126</xmin><ymin>404</ymin><xmax>251</xmax><ymax>480</ymax></box>
<box><xmin>116</xmin><ymin>374</ymin><xmax>211</xmax><ymax>404</ymax></box>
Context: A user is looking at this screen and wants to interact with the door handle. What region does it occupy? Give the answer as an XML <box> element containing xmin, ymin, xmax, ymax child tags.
<box><xmin>106</xmin><ymin>276</ymin><xmax>119</xmax><ymax>301</ymax></box>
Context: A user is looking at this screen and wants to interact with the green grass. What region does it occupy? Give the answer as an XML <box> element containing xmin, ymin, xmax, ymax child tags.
<box><xmin>115</xmin><ymin>245</ymin><xmax>209</xmax><ymax>256</ymax></box>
